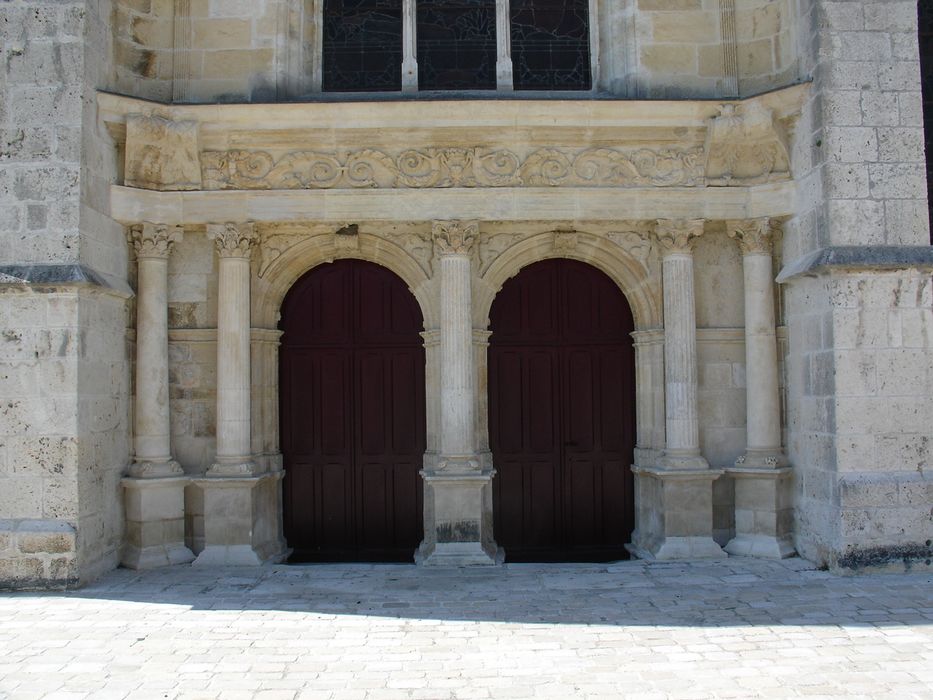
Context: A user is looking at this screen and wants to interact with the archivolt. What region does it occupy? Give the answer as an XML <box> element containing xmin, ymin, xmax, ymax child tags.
<box><xmin>475</xmin><ymin>230</ymin><xmax>661</xmax><ymax>329</ymax></box>
<box><xmin>253</xmin><ymin>232</ymin><xmax>438</xmax><ymax>329</ymax></box>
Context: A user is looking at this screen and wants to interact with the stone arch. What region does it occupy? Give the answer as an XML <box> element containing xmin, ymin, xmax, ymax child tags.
<box><xmin>475</xmin><ymin>230</ymin><xmax>661</xmax><ymax>331</ymax></box>
<box><xmin>254</xmin><ymin>231</ymin><xmax>438</xmax><ymax>331</ymax></box>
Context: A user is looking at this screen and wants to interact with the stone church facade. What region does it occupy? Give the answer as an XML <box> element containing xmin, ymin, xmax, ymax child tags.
<box><xmin>1</xmin><ymin>0</ymin><xmax>932</xmax><ymax>587</ymax></box>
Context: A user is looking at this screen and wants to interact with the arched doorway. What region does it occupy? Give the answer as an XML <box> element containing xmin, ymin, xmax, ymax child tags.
<box><xmin>489</xmin><ymin>258</ymin><xmax>636</xmax><ymax>561</ymax></box>
<box><xmin>279</xmin><ymin>259</ymin><xmax>426</xmax><ymax>561</ymax></box>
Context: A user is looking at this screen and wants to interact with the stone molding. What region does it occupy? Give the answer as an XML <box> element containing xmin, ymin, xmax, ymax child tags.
<box><xmin>129</xmin><ymin>223</ymin><xmax>183</xmax><ymax>259</ymax></box>
<box><xmin>208</xmin><ymin>222</ymin><xmax>259</xmax><ymax>258</ymax></box>
<box><xmin>200</xmin><ymin>146</ymin><xmax>706</xmax><ymax>190</ymax></box>
<box><xmin>776</xmin><ymin>246</ymin><xmax>933</xmax><ymax>283</ymax></box>
<box><xmin>433</xmin><ymin>221</ymin><xmax>478</xmax><ymax>257</ymax></box>
<box><xmin>654</xmin><ymin>219</ymin><xmax>705</xmax><ymax>254</ymax></box>
<box><xmin>726</xmin><ymin>217</ymin><xmax>773</xmax><ymax>256</ymax></box>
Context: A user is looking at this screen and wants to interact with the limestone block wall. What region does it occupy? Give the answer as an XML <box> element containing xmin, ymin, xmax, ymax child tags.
<box><xmin>781</xmin><ymin>0</ymin><xmax>933</xmax><ymax>571</ymax></box>
<box><xmin>113</xmin><ymin>0</ymin><xmax>175</xmax><ymax>101</ymax></box>
<box><xmin>736</xmin><ymin>0</ymin><xmax>798</xmax><ymax>96</ymax></box>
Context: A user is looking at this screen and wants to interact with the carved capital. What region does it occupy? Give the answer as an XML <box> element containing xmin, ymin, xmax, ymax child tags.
<box><xmin>726</xmin><ymin>218</ymin><xmax>773</xmax><ymax>255</ymax></box>
<box><xmin>432</xmin><ymin>220</ymin><xmax>478</xmax><ymax>257</ymax></box>
<box><xmin>655</xmin><ymin>219</ymin><xmax>705</xmax><ymax>255</ymax></box>
<box><xmin>129</xmin><ymin>223</ymin><xmax>182</xmax><ymax>259</ymax></box>
<box><xmin>208</xmin><ymin>222</ymin><xmax>259</xmax><ymax>258</ymax></box>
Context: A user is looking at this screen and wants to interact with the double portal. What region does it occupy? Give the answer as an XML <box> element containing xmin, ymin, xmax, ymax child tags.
<box><xmin>280</xmin><ymin>258</ymin><xmax>636</xmax><ymax>562</ymax></box>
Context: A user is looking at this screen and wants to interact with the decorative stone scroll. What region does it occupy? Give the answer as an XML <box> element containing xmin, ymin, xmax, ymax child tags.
<box><xmin>200</xmin><ymin>146</ymin><xmax>706</xmax><ymax>190</ymax></box>
<box><xmin>208</xmin><ymin>222</ymin><xmax>259</xmax><ymax>258</ymax></box>
<box><xmin>655</xmin><ymin>219</ymin><xmax>705</xmax><ymax>254</ymax></box>
<box><xmin>129</xmin><ymin>223</ymin><xmax>183</xmax><ymax>259</ymax></box>
<box><xmin>125</xmin><ymin>115</ymin><xmax>202</xmax><ymax>191</ymax></box>
<box><xmin>606</xmin><ymin>229</ymin><xmax>654</xmax><ymax>270</ymax></box>
<box><xmin>705</xmin><ymin>102</ymin><xmax>791</xmax><ymax>185</ymax></box>
<box><xmin>433</xmin><ymin>221</ymin><xmax>479</xmax><ymax>257</ymax></box>
<box><xmin>727</xmin><ymin>218</ymin><xmax>773</xmax><ymax>255</ymax></box>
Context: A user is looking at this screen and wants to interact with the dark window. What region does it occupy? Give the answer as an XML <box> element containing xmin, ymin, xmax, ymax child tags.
<box><xmin>511</xmin><ymin>0</ymin><xmax>591</xmax><ymax>90</ymax></box>
<box><xmin>417</xmin><ymin>0</ymin><xmax>497</xmax><ymax>90</ymax></box>
<box><xmin>919</xmin><ymin>0</ymin><xmax>933</xmax><ymax>242</ymax></box>
<box><xmin>322</xmin><ymin>0</ymin><xmax>403</xmax><ymax>91</ymax></box>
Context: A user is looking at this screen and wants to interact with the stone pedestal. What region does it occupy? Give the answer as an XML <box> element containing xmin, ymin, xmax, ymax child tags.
<box><xmin>724</xmin><ymin>467</ymin><xmax>794</xmax><ymax>558</ymax></box>
<box><xmin>417</xmin><ymin>221</ymin><xmax>499</xmax><ymax>566</ymax></box>
<box><xmin>725</xmin><ymin>219</ymin><xmax>794</xmax><ymax>558</ymax></box>
<box><xmin>122</xmin><ymin>223</ymin><xmax>193</xmax><ymax>569</ymax></box>
<box><xmin>192</xmin><ymin>473</ymin><xmax>288</xmax><ymax>566</ymax></box>
<box><xmin>122</xmin><ymin>476</ymin><xmax>195</xmax><ymax>569</ymax></box>
<box><xmin>629</xmin><ymin>466</ymin><xmax>727</xmax><ymax>560</ymax></box>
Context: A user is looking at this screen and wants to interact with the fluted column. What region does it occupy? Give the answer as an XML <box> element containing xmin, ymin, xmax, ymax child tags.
<box><xmin>122</xmin><ymin>223</ymin><xmax>194</xmax><ymax>569</ymax></box>
<box><xmin>629</xmin><ymin>219</ymin><xmax>724</xmax><ymax>561</ymax></box>
<box><xmin>435</xmin><ymin>220</ymin><xmax>480</xmax><ymax>471</ymax></box>
<box><xmin>725</xmin><ymin>218</ymin><xmax>794</xmax><ymax>559</ymax></box>
<box><xmin>656</xmin><ymin>219</ymin><xmax>708</xmax><ymax>470</ymax></box>
<box><xmin>417</xmin><ymin>221</ymin><xmax>498</xmax><ymax>566</ymax></box>
<box><xmin>207</xmin><ymin>222</ymin><xmax>259</xmax><ymax>477</ymax></box>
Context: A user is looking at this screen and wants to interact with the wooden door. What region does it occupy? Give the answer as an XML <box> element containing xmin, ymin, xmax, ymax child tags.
<box><xmin>489</xmin><ymin>259</ymin><xmax>635</xmax><ymax>561</ymax></box>
<box><xmin>280</xmin><ymin>260</ymin><xmax>425</xmax><ymax>561</ymax></box>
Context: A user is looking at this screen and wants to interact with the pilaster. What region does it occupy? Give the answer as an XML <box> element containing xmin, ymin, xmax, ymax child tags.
<box><xmin>122</xmin><ymin>222</ymin><xmax>194</xmax><ymax>569</ymax></box>
<box><xmin>629</xmin><ymin>219</ymin><xmax>725</xmax><ymax>561</ymax></box>
<box><xmin>417</xmin><ymin>221</ymin><xmax>499</xmax><ymax>566</ymax></box>
<box><xmin>725</xmin><ymin>218</ymin><xmax>794</xmax><ymax>559</ymax></box>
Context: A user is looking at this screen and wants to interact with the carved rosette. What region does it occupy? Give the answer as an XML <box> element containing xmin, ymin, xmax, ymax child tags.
<box><xmin>655</xmin><ymin>219</ymin><xmax>705</xmax><ymax>255</ymax></box>
<box><xmin>208</xmin><ymin>222</ymin><xmax>259</xmax><ymax>258</ymax></box>
<box><xmin>726</xmin><ymin>218</ymin><xmax>773</xmax><ymax>256</ymax></box>
<box><xmin>433</xmin><ymin>220</ymin><xmax>478</xmax><ymax>257</ymax></box>
<box><xmin>129</xmin><ymin>223</ymin><xmax>182</xmax><ymax>259</ymax></box>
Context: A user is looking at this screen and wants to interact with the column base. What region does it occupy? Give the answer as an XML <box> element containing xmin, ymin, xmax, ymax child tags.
<box><xmin>126</xmin><ymin>459</ymin><xmax>183</xmax><ymax>479</ymax></box>
<box><xmin>205</xmin><ymin>460</ymin><xmax>258</xmax><ymax>477</ymax></box>
<box><xmin>122</xmin><ymin>475</ymin><xmax>194</xmax><ymax>570</ymax></box>
<box><xmin>415</xmin><ymin>541</ymin><xmax>503</xmax><ymax>567</ymax></box>
<box><xmin>630</xmin><ymin>465</ymin><xmax>726</xmax><ymax>560</ymax></box>
<box><xmin>724</xmin><ymin>465</ymin><xmax>795</xmax><ymax>559</ymax></box>
<box><xmin>192</xmin><ymin>472</ymin><xmax>287</xmax><ymax>567</ymax></box>
<box><xmin>419</xmin><ymin>468</ymin><xmax>501</xmax><ymax>567</ymax></box>
<box><xmin>735</xmin><ymin>449</ymin><xmax>789</xmax><ymax>469</ymax></box>
<box><xmin>656</xmin><ymin>450</ymin><xmax>710</xmax><ymax>470</ymax></box>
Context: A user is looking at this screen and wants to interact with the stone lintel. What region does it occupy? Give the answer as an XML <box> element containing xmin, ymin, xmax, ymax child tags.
<box><xmin>777</xmin><ymin>246</ymin><xmax>933</xmax><ymax>283</ymax></box>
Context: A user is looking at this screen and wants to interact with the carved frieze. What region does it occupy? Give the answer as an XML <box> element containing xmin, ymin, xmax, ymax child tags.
<box><xmin>129</xmin><ymin>222</ymin><xmax>182</xmax><ymax>259</ymax></box>
<box><xmin>200</xmin><ymin>146</ymin><xmax>706</xmax><ymax>190</ymax></box>
<box><xmin>705</xmin><ymin>103</ymin><xmax>791</xmax><ymax>185</ymax></box>
<box><xmin>125</xmin><ymin>115</ymin><xmax>201</xmax><ymax>191</ymax></box>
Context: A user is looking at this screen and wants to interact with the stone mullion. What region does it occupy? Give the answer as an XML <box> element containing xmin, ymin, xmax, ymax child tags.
<box><xmin>402</xmin><ymin>0</ymin><xmax>418</xmax><ymax>91</ymax></box>
<box><xmin>496</xmin><ymin>0</ymin><xmax>513</xmax><ymax>90</ymax></box>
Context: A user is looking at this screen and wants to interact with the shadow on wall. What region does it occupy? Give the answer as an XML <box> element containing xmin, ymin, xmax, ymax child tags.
<box><xmin>17</xmin><ymin>558</ymin><xmax>933</xmax><ymax>628</ymax></box>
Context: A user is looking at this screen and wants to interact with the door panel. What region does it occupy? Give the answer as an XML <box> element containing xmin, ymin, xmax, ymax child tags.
<box><xmin>281</xmin><ymin>259</ymin><xmax>425</xmax><ymax>561</ymax></box>
<box><xmin>489</xmin><ymin>258</ymin><xmax>635</xmax><ymax>561</ymax></box>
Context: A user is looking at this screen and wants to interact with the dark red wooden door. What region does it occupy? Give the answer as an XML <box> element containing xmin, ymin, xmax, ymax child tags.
<box><xmin>489</xmin><ymin>259</ymin><xmax>635</xmax><ymax>561</ymax></box>
<box><xmin>280</xmin><ymin>260</ymin><xmax>425</xmax><ymax>561</ymax></box>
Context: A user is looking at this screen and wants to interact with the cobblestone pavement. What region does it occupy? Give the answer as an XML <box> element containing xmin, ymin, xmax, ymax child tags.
<box><xmin>0</xmin><ymin>558</ymin><xmax>932</xmax><ymax>700</ymax></box>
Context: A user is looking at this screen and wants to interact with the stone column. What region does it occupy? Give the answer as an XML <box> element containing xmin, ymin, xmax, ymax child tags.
<box><xmin>629</xmin><ymin>219</ymin><xmax>725</xmax><ymax>561</ymax></box>
<box><xmin>195</xmin><ymin>222</ymin><xmax>287</xmax><ymax>566</ymax></box>
<box><xmin>122</xmin><ymin>223</ymin><xmax>194</xmax><ymax>569</ymax></box>
<box><xmin>496</xmin><ymin>0</ymin><xmax>513</xmax><ymax>90</ymax></box>
<box><xmin>725</xmin><ymin>218</ymin><xmax>794</xmax><ymax>559</ymax></box>
<box><xmin>417</xmin><ymin>221</ymin><xmax>499</xmax><ymax>566</ymax></box>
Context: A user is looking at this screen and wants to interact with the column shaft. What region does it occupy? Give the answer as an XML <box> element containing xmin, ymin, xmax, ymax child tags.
<box><xmin>743</xmin><ymin>253</ymin><xmax>782</xmax><ymax>453</ymax></box>
<box><xmin>439</xmin><ymin>254</ymin><xmax>475</xmax><ymax>458</ymax></box>
<box><xmin>662</xmin><ymin>252</ymin><xmax>701</xmax><ymax>456</ymax></box>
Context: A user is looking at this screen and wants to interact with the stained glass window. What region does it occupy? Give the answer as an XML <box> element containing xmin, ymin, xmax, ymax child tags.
<box><xmin>322</xmin><ymin>0</ymin><xmax>403</xmax><ymax>91</ymax></box>
<box><xmin>919</xmin><ymin>0</ymin><xmax>933</xmax><ymax>242</ymax></box>
<box><xmin>510</xmin><ymin>0</ymin><xmax>591</xmax><ymax>90</ymax></box>
<box><xmin>417</xmin><ymin>0</ymin><xmax>497</xmax><ymax>90</ymax></box>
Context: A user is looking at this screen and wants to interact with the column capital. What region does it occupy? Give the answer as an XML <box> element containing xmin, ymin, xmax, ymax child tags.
<box><xmin>129</xmin><ymin>223</ymin><xmax>182</xmax><ymax>259</ymax></box>
<box><xmin>726</xmin><ymin>217</ymin><xmax>773</xmax><ymax>255</ymax></box>
<box><xmin>208</xmin><ymin>222</ymin><xmax>259</xmax><ymax>258</ymax></box>
<box><xmin>432</xmin><ymin>220</ymin><xmax>478</xmax><ymax>257</ymax></box>
<box><xmin>655</xmin><ymin>219</ymin><xmax>705</xmax><ymax>255</ymax></box>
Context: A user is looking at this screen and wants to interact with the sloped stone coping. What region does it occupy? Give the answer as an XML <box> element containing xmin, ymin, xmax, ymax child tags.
<box><xmin>777</xmin><ymin>246</ymin><xmax>933</xmax><ymax>282</ymax></box>
<box><xmin>0</xmin><ymin>264</ymin><xmax>133</xmax><ymax>296</ymax></box>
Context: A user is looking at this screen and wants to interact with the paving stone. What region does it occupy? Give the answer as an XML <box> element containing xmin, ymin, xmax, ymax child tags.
<box><xmin>0</xmin><ymin>559</ymin><xmax>931</xmax><ymax>699</ymax></box>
